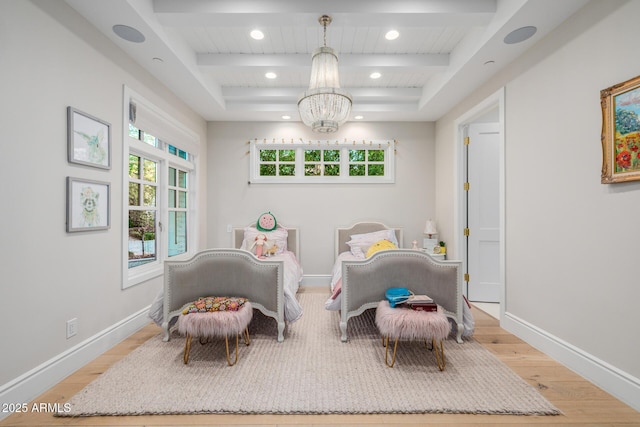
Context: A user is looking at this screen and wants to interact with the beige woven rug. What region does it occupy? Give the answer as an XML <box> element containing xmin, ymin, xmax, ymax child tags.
<box><xmin>58</xmin><ymin>293</ymin><xmax>560</xmax><ymax>416</ymax></box>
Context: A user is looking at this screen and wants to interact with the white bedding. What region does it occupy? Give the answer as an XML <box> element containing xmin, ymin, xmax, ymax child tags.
<box><xmin>149</xmin><ymin>249</ymin><xmax>304</xmax><ymax>325</ymax></box>
<box><xmin>276</xmin><ymin>250</ymin><xmax>304</xmax><ymax>322</ymax></box>
<box><xmin>325</xmin><ymin>251</ymin><xmax>358</xmax><ymax>311</ymax></box>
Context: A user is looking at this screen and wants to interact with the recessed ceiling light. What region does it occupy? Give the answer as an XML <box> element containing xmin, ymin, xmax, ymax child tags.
<box><xmin>370</xmin><ymin>72</ymin><xmax>382</xmax><ymax>79</ymax></box>
<box><xmin>385</xmin><ymin>30</ymin><xmax>399</xmax><ymax>41</ymax></box>
<box><xmin>354</xmin><ymin>115</ymin><xmax>364</xmax><ymax>120</ymax></box>
<box><xmin>250</xmin><ymin>29</ymin><xmax>264</xmax><ymax>40</ymax></box>
<box><xmin>265</xmin><ymin>72</ymin><xmax>277</xmax><ymax>79</ymax></box>
<box><xmin>484</xmin><ymin>60</ymin><xmax>495</xmax><ymax>66</ymax></box>
<box><xmin>282</xmin><ymin>115</ymin><xmax>291</xmax><ymax>120</ymax></box>
<box><xmin>504</xmin><ymin>26</ymin><xmax>537</xmax><ymax>44</ymax></box>
<box><xmin>152</xmin><ymin>57</ymin><xmax>164</xmax><ymax>63</ymax></box>
<box><xmin>112</xmin><ymin>25</ymin><xmax>145</xmax><ymax>43</ymax></box>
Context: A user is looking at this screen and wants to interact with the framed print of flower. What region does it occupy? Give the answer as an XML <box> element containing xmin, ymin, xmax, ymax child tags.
<box><xmin>601</xmin><ymin>74</ymin><xmax>640</xmax><ymax>183</ymax></box>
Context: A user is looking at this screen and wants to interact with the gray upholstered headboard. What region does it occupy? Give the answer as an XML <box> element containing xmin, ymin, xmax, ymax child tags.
<box><xmin>335</xmin><ymin>221</ymin><xmax>403</xmax><ymax>258</ymax></box>
<box><xmin>232</xmin><ymin>224</ymin><xmax>299</xmax><ymax>258</ymax></box>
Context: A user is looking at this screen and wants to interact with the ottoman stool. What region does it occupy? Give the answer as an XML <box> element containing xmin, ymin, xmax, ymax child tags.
<box><xmin>375</xmin><ymin>300</ymin><xmax>451</xmax><ymax>370</ymax></box>
<box><xmin>177</xmin><ymin>297</ymin><xmax>253</xmax><ymax>366</ymax></box>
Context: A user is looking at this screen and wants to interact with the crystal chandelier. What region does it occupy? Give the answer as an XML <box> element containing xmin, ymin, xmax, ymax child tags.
<box><xmin>298</xmin><ymin>15</ymin><xmax>352</xmax><ymax>133</ymax></box>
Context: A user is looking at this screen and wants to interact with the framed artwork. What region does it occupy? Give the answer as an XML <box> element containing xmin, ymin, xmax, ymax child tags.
<box><xmin>67</xmin><ymin>177</ymin><xmax>110</xmax><ymax>232</ymax></box>
<box><xmin>600</xmin><ymin>74</ymin><xmax>640</xmax><ymax>183</ymax></box>
<box><xmin>67</xmin><ymin>107</ymin><xmax>111</xmax><ymax>169</ymax></box>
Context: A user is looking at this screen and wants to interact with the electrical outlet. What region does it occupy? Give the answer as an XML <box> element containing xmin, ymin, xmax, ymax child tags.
<box><xmin>66</xmin><ymin>318</ymin><xmax>78</xmax><ymax>338</ymax></box>
<box><xmin>226</xmin><ymin>224</ymin><xmax>232</xmax><ymax>233</ymax></box>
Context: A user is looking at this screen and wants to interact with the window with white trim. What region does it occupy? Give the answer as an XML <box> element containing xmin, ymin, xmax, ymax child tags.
<box><xmin>123</xmin><ymin>87</ymin><xmax>199</xmax><ymax>289</ymax></box>
<box><xmin>249</xmin><ymin>139</ymin><xmax>395</xmax><ymax>183</ymax></box>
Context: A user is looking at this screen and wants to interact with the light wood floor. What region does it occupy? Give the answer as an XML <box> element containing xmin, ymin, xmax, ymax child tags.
<box><xmin>2</xmin><ymin>293</ymin><xmax>639</xmax><ymax>426</ymax></box>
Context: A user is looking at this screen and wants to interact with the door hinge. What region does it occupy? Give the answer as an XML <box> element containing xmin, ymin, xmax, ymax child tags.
<box><xmin>464</xmin><ymin>182</ymin><xmax>470</xmax><ymax>191</ymax></box>
<box><xmin>464</xmin><ymin>136</ymin><xmax>470</xmax><ymax>145</ymax></box>
<box><xmin>464</xmin><ymin>273</ymin><xmax>470</xmax><ymax>282</ymax></box>
<box><xmin>463</xmin><ymin>228</ymin><xmax>470</xmax><ymax>237</ymax></box>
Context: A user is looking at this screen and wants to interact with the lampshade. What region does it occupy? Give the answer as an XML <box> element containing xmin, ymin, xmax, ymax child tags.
<box><xmin>424</xmin><ymin>219</ymin><xmax>438</xmax><ymax>236</ymax></box>
<box><xmin>298</xmin><ymin>16</ymin><xmax>352</xmax><ymax>133</ymax></box>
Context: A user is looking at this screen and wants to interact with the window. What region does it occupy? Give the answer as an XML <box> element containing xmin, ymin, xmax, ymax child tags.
<box><xmin>304</xmin><ymin>149</ymin><xmax>340</xmax><ymax>176</ymax></box>
<box><xmin>348</xmin><ymin>148</ymin><xmax>385</xmax><ymax>176</ymax></box>
<box><xmin>123</xmin><ymin>87</ymin><xmax>199</xmax><ymax>289</ymax></box>
<box><xmin>128</xmin><ymin>152</ymin><xmax>158</xmax><ymax>268</ymax></box>
<box><xmin>259</xmin><ymin>149</ymin><xmax>296</xmax><ymax>177</ymax></box>
<box><xmin>249</xmin><ymin>139</ymin><xmax>395</xmax><ymax>183</ymax></box>
<box><xmin>167</xmin><ymin>166</ymin><xmax>188</xmax><ymax>257</ymax></box>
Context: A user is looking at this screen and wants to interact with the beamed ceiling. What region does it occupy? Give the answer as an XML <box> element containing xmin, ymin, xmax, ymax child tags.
<box><xmin>65</xmin><ymin>0</ymin><xmax>588</xmax><ymax>123</ymax></box>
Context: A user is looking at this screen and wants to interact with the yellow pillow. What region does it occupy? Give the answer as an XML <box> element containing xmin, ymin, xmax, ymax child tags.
<box><xmin>366</xmin><ymin>239</ymin><xmax>397</xmax><ymax>257</ymax></box>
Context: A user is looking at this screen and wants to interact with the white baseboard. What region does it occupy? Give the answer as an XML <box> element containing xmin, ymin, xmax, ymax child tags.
<box><xmin>502</xmin><ymin>311</ymin><xmax>640</xmax><ymax>412</ymax></box>
<box><xmin>0</xmin><ymin>307</ymin><xmax>151</xmax><ymax>421</ymax></box>
<box><xmin>301</xmin><ymin>274</ymin><xmax>331</xmax><ymax>287</ymax></box>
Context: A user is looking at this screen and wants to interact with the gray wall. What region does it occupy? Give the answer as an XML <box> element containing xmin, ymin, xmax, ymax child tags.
<box><xmin>0</xmin><ymin>0</ymin><xmax>207</xmax><ymax>387</ymax></box>
<box><xmin>435</xmin><ymin>0</ymin><xmax>640</xmax><ymax>386</ymax></box>
<box><xmin>207</xmin><ymin>121</ymin><xmax>435</xmax><ymax>276</ymax></box>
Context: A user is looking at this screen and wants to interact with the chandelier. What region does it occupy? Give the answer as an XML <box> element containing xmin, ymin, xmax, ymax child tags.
<box><xmin>298</xmin><ymin>15</ymin><xmax>352</xmax><ymax>133</ymax></box>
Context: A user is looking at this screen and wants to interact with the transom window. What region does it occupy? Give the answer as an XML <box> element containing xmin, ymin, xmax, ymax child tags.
<box><xmin>249</xmin><ymin>140</ymin><xmax>395</xmax><ymax>183</ymax></box>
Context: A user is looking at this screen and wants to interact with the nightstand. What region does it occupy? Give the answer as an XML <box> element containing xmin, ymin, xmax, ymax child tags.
<box><xmin>427</xmin><ymin>252</ymin><xmax>446</xmax><ymax>261</ymax></box>
<box><xmin>417</xmin><ymin>248</ymin><xmax>446</xmax><ymax>261</ymax></box>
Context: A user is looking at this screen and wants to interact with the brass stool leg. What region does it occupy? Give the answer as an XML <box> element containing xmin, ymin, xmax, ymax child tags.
<box><xmin>225</xmin><ymin>334</ymin><xmax>240</xmax><ymax>366</ymax></box>
<box><xmin>243</xmin><ymin>327</ymin><xmax>251</xmax><ymax>346</ymax></box>
<box><xmin>183</xmin><ymin>334</ymin><xmax>193</xmax><ymax>364</ymax></box>
<box><xmin>384</xmin><ymin>336</ymin><xmax>399</xmax><ymax>368</ymax></box>
<box><xmin>433</xmin><ymin>338</ymin><xmax>446</xmax><ymax>371</ymax></box>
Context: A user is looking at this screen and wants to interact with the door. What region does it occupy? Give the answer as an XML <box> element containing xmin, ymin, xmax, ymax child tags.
<box><xmin>466</xmin><ymin>122</ymin><xmax>500</xmax><ymax>302</ymax></box>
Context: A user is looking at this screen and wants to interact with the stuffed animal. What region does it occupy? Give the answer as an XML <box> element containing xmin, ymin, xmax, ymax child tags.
<box><xmin>264</xmin><ymin>244</ymin><xmax>279</xmax><ymax>257</ymax></box>
<box><xmin>256</xmin><ymin>212</ymin><xmax>277</xmax><ymax>231</ymax></box>
<box><xmin>252</xmin><ymin>233</ymin><xmax>268</xmax><ymax>258</ymax></box>
<box><xmin>250</xmin><ymin>233</ymin><xmax>277</xmax><ymax>258</ymax></box>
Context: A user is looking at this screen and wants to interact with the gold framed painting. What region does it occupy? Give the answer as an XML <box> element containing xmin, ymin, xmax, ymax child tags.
<box><xmin>600</xmin><ymin>74</ymin><xmax>640</xmax><ymax>183</ymax></box>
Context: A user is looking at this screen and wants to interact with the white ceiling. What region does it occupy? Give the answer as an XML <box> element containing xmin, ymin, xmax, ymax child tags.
<box><xmin>65</xmin><ymin>0</ymin><xmax>588</xmax><ymax>123</ymax></box>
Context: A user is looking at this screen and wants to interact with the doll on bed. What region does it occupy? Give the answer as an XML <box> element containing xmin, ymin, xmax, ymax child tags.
<box><xmin>250</xmin><ymin>233</ymin><xmax>277</xmax><ymax>258</ymax></box>
<box><xmin>250</xmin><ymin>212</ymin><xmax>279</xmax><ymax>258</ymax></box>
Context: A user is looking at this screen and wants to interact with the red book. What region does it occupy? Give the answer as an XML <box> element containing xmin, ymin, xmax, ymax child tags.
<box><xmin>410</xmin><ymin>303</ymin><xmax>438</xmax><ymax>312</ymax></box>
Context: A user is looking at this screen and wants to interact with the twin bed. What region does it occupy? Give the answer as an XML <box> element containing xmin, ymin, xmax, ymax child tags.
<box><xmin>153</xmin><ymin>220</ymin><xmax>464</xmax><ymax>344</ymax></box>
<box><xmin>152</xmin><ymin>224</ymin><xmax>302</xmax><ymax>343</ymax></box>
<box><xmin>326</xmin><ymin>222</ymin><xmax>465</xmax><ymax>343</ymax></box>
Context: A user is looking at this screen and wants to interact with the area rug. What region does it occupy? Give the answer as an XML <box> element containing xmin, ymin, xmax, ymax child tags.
<box><xmin>58</xmin><ymin>292</ymin><xmax>560</xmax><ymax>416</ymax></box>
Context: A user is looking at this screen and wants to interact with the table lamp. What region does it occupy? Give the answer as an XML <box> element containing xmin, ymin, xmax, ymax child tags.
<box><xmin>423</xmin><ymin>219</ymin><xmax>438</xmax><ymax>253</ymax></box>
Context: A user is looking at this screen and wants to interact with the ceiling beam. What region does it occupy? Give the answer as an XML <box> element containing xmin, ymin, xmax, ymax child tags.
<box><xmin>198</xmin><ymin>53</ymin><xmax>449</xmax><ymax>69</ymax></box>
<box><xmin>222</xmin><ymin>87</ymin><xmax>422</xmax><ymax>100</ymax></box>
<box><xmin>153</xmin><ymin>0</ymin><xmax>497</xmax><ymax>15</ymax></box>
<box><xmin>157</xmin><ymin>13</ymin><xmax>493</xmax><ymax>28</ymax></box>
<box><xmin>224</xmin><ymin>100</ymin><xmax>419</xmax><ymax>113</ymax></box>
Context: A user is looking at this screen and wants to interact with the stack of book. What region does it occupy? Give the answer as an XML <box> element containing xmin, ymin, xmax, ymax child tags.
<box><xmin>403</xmin><ymin>294</ymin><xmax>438</xmax><ymax>312</ymax></box>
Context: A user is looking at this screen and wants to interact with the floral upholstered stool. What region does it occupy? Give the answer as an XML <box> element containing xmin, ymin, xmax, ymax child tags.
<box><xmin>375</xmin><ymin>300</ymin><xmax>451</xmax><ymax>370</ymax></box>
<box><xmin>177</xmin><ymin>297</ymin><xmax>252</xmax><ymax>366</ymax></box>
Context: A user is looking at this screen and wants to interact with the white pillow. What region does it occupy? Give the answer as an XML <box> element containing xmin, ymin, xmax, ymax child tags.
<box><xmin>241</xmin><ymin>226</ymin><xmax>288</xmax><ymax>254</ymax></box>
<box><xmin>346</xmin><ymin>228</ymin><xmax>398</xmax><ymax>258</ymax></box>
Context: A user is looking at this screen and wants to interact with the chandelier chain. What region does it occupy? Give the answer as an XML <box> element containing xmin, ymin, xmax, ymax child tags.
<box><xmin>323</xmin><ymin>20</ymin><xmax>327</xmax><ymax>47</ymax></box>
<box><xmin>319</xmin><ymin>15</ymin><xmax>331</xmax><ymax>47</ymax></box>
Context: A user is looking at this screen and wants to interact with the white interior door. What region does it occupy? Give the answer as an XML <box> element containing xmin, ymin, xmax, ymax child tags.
<box><xmin>467</xmin><ymin>122</ymin><xmax>500</xmax><ymax>302</ymax></box>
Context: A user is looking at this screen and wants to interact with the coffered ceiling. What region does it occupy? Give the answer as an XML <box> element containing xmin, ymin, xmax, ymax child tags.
<box><xmin>65</xmin><ymin>0</ymin><xmax>588</xmax><ymax>123</ymax></box>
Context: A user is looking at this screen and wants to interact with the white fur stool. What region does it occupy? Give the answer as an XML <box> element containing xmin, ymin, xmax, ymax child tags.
<box><xmin>375</xmin><ymin>300</ymin><xmax>451</xmax><ymax>370</ymax></box>
<box><xmin>177</xmin><ymin>298</ymin><xmax>253</xmax><ymax>366</ymax></box>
